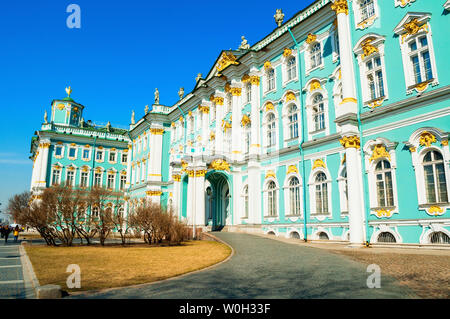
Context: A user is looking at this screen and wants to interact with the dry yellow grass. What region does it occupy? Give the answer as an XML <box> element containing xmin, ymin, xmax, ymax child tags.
<box><xmin>25</xmin><ymin>241</ymin><xmax>231</xmax><ymax>292</ymax></box>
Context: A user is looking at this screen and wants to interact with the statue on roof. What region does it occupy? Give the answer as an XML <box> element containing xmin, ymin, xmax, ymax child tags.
<box><xmin>145</xmin><ymin>105</ymin><xmax>149</xmax><ymax>114</ymax></box>
<box><xmin>106</xmin><ymin>121</ymin><xmax>111</xmax><ymax>132</ymax></box>
<box><xmin>239</xmin><ymin>36</ymin><xmax>250</xmax><ymax>50</ymax></box>
<box><xmin>154</xmin><ymin>88</ymin><xmax>159</xmax><ymax>105</ymax></box>
<box><xmin>274</xmin><ymin>9</ymin><xmax>284</xmax><ymax>27</ymax></box>
<box><xmin>131</xmin><ymin>110</ymin><xmax>135</xmax><ymax>124</ymax></box>
<box><xmin>196</xmin><ymin>73</ymin><xmax>202</xmax><ymax>82</ymax></box>
<box><xmin>44</xmin><ymin>110</ymin><xmax>48</xmax><ymax>124</ymax></box>
<box><xmin>178</xmin><ymin>87</ymin><xmax>184</xmax><ymax>100</ymax></box>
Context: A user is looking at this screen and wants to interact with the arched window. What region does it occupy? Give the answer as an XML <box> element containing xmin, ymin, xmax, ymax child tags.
<box><xmin>314</xmin><ymin>172</ymin><xmax>329</xmax><ymax>214</ymax></box>
<box><xmin>423</xmin><ymin>151</ymin><xmax>448</xmax><ymax>204</ymax></box>
<box><xmin>366</xmin><ymin>55</ymin><xmax>385</xmax><ymax>101</ymax></box>
<box><xmin>118</xmin><ymin>206</ymin><xmax>124</xmax><ymax>218</ymax></box>
<box><xmin>429</xmin><ymin>232</ymin><xmax>450</xmax><ymax>244</ymax></box>
<box><xmin>339</xmin><ymin>165</ymin><xmax>349</xmax><ymax>214</ymax></box>
<box><xmin>266</xmin><ymin>113</ymin><xmax>277</xmax><ymax>147</ymax></box>
<box><xmin>287</xmin><ymin>177</ymin><xmax>301</xmax><ymax>216</ymax></box>
<box><xmin>375</xmin><ymin>160</ymin><xmax>394</xmax><ymax>207</ymax></box>
<box><xmin>310</xmin><ymin>43</ymin><xmax>322</xmax><ymax>69</ymax></box>
<box><xmin>287</xmin><ymin>56</ymin><xmax>296</xmax><ymax>81</ymax></box>
<box><xmin>377</xmin><ymin>232</ymin><xmax>396</xmax><ymax>243</ymax></box>
<box><xmin>318</xmin><ymin>232</ymin><xmax>329</xmax><ymax>240</ymax></box>
<box><xmin>267</xmin><ymin>69</ymin><xmax>275</xmax><ymax>91</ymax></box>
<box><xmin>92</xmin><ymin>206</ymin><xmax>99</xmax><ymax>218</ymax></box>
<box><xmin>287</xmin><ymin>105</ymin><xmax>299</xmax><ymax>139</ymax></box>
<box><xmin>266</xmin><ymin>181</ymin><xmax>278</xmax><ymax>217</ymax></box>
<box><xmin>312</xmin><ymin>94</ymin><xmax>325</xmax><ymax>132</ymax></box>
<box><xmin>243</xmin><ymin>185</ymin><xmax>249</xmax><ymax>218</ymax></box>
<box><xmin>290</xmin><ymin>231</ymin><xmax>300</xmax><ymax>239</ymax></box>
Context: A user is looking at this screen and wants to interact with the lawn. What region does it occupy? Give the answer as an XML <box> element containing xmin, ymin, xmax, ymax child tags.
<box><xmin>25</xmin><ymin>240</ymin><xmax>231</xmax><ymax>292</ymax></box>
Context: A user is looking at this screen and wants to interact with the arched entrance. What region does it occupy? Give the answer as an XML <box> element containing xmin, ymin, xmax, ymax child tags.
<box><xmin>205</xmin><ymin>172</ymin><xmax>231</xmax><ymax>231</ymax></box>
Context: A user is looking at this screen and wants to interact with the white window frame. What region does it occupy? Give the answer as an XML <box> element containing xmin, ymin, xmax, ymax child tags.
<box><xmin>54</xmin><ymin>144</ymin><xmax>64</xmax><ymax>159</ymax></box>
<box><xmin>304</xmin><ymin>80</ymin><xmax>329</xmax><ymax>139</ymax></box>
<box><xmin>337</xmin><ymin>160</ymin><xmax>348</xmax><ymax>217</ymax></box>
<box><xmin>282</xmin><ymin>100</ymin><xmax>300</xmax><ymax>147</ymax></box>
<box><xmin>120</xmin><ymin>173</ymin><xmax>127</xmax><ymax>191</ymax></box>
<box><xmin>51</xmin><ymin>167</ymin><xmax>61</xmax><ymax>186</ymax></box>
<box><xmin>65</xmin><ymin>169</ymin><xmax>76</xmax><ymax>187</ymax></box>
<box><xmin>80</xmin><ymin>169</ymin><xmax>90</xmax><ymax>188</ymax></box>
<box><xmin>68</xmin><ymin>146</ymin><xmax>77</xmax><ymax>160</ymax></box>
<box><xmin>281</xmin><ymin>50</ymin><xmax>298</xmax><ymax>86</ymax></box>
<box><xmin>109</xmin><ymin>150</ymin><xmax>117</xmax><ymax>164</ymax></box>
<box><xmin>95</xmin><ymin>149</ymin><xmax>104</xmax><ymax>163</ymax></box>
<box><xmin>263</xmin><ymin>178</ymin><xmax>279</xmax><ymax>218</ymax></box>
<box><xmin>353</xmin><ymin>0</ymin><xmax>379</xmax><ymax>30</ymax></box>
<box><xmin>394</xmin><ymin>14</ymin><xmax>438</xmax><ymax>95</ymax></box>
<box><xmin>263</xmin><ymin>111</ymin><xmax>278</xmax><ymax>150</ymax></box>
<box><xmin>241</xmin><ymin>184</ymin><xmax>249</xmax><ymax>219</ymax></box>
<box><xmin>94</xmin><ymin>170</ymin><xmax>103</xmax><ymax>188</ymax></box>
<box><xmin>308</xmin><ymin>167</ymin><xmax>332</xmax><ymax>221</ymax></box>
<box><xmin>394</xmin><ymin>0</ymin><xmax>416</xmax><ymax>8</ymax></box>
<box><xmin>107</xmin><ymin>172</ymin><xmax>116</xmax><ymax>190</ymax></box>
<box><xmin>284</xmin><ymin>172</ymin><xmax>303</xmax><ymax>218</ymax></box>
<box><xmin>263</xmin><ymin>67</ymin><xmax>277</xmax><ymax>95</ymax></box>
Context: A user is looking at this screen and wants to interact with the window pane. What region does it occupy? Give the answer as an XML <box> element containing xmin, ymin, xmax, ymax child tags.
<box><xmin>422</xmin><ymin>51</ymin><xmax>433</xmax><ymax>81</ymax></box>
<box><xmin>424</xmin><ymin>165</ymin><xmax>436</xmax><ymax>203</ymax></box>
<box><xmin>436</xmin><ymin>163</ymin><xmax>448</xmax><ymax>203</ymax></box>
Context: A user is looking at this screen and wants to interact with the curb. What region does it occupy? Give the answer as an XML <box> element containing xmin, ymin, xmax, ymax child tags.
<box><xmin>19</xmin><ymin>245</ymin><xmax>40</xmax><ymax>299</ymax></box>
<box><xmin>69</xmin><ymin>234</ymin><xmax>235</xmax><ymax>298</ymax></box>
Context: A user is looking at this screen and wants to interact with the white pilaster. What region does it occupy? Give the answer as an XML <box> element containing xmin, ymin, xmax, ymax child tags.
<box><xmin>148</xmin><ymin>127</ymin><xmax>164</xmax><ymax>182</ymax></box>
<box><xmin>36</xmin><ymin>141</ymin><xmax>50</xmax><ymax>188</ymax></box>
<box><xmin>194</xmin><ymin>169</ymin><xmax>206</xmax><ymax>226</ymax></box>
<box><xmin>231</xmin><ymin>83</ymin><xmax>243</xmax><ymax>161</ymax></box>
<box><xmin>214</xmin><ymin>92</ymin><xmax>225</xmax><ymax>154</ymax></box>
<box><xmin>249</xmin><ymin>73</ymin><xmax>261</xmax><ymax>156</ymax></box>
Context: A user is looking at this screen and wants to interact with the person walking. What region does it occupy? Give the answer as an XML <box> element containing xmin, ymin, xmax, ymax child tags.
<box><xmin>0</xmin><ymin>225</ymin><xmax>4</xmax><ymax>238</ymax></box>
<box><xmin>13</xmin><ymin>226</ymin><xmax>20</xmax><ymax>243</ymax></box>
<box><xmin>3</xmin><ymin>225</ymin><xmax>12</xmax><ymax>244</ymax></box>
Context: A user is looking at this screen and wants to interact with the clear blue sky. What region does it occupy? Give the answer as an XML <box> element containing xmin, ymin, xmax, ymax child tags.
<box><xmin>0</xmin><ymin>0</ymin><xmax>313</xmax><ymax>218</ymax></box>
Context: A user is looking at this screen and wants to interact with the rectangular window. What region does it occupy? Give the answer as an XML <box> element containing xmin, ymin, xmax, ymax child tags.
<box><xmin>96</xmin><ymin>150</ymin><xmax>103</xmax><ymax>161</ymax></box>
<box><xmin>120</xmin><ymin>175</ymin><xmax>126</xmax><ymax>190</ymax></box>
<box><xmin>80</xmin><ymin>172</ymin><xmax>88</xmax><ymax>188</ymax></box>
<box><xmin>83</xmin><ymin>149</ymin><xmax>90</xmax><ymax>160</ymax></box>
<box><xmin>366</xmin><ymin>56</ymin><xmax>385</xmax><ymax>101</ymax></box>
<box><xmin>52</xmin><ymin>170</ymin><xmax>61</xmax><ymax>186</ymax></box>
<box><xmin>107</xmin><ymin>174</ymin><xmax>115</xmax><ymax>189</ymax></box>
<box><xmin>409</xmin><ymin>36</ymin><xmax>433</xmax><ymax>85</ymax></box>
<box><xmin>94</xmin><ymin>173</ymin><xmax>102</xmax><ymax>187</ymax></box>
<box><xmin>55</xmin><ymin>146</ymin><xmax>63</xmax><ymax>157</ymax></box>
<box><xmin>66</xmin><ymin>171</ymin><xmax>74</xmax><ymax>186</ymax></box>
<box><xmin>122</xmin><ymin>153</ymin><xmax>128</xmax><ymax>164</ymax></box>
<box><xmin>68</xmin><ymin>147</ymin><xmax>76</xmax><ymax>158</ymax></box>
<box><xmin>109</xmin><ymin>152</ymin><xmax>116</xmax><ymax>162</ymax></box>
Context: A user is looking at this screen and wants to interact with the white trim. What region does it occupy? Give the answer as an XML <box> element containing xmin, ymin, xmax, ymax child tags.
<box><xmin>308</xmin><ymin>165</ymin><xmax>332</xmax><ymax>221</ymax></box>
<box><xmin>281</xmin><ymin>50</ymin><xmax>298</xmax><ymax>86</ymax></box>
<box><xmin>419</xmin><ymin>224</ymin><xmax>450</xmax><ymax>244</ymax></box>
<box><xmin>305</xmin><ymin>86</ymin><xmax>330</xmax><ymax>139</ymax></box>
<box><xmin>283</xmin><ymin>171</ymin><xmax>303</xmax><ymax>219</ymax></box>
<box><xmin>370</xmin><ymin>225</ymin><xmax>403</xmax><ymax>243</ymax></box>
<box><xmin>352</xmin><ymin>0</ymin><xmax>379</xmax><ymax>30</ymax></box>
<box><xmin>263</xmin><ymin>177</ymin><xmax>280</xmax><ymax>220</ymax></box>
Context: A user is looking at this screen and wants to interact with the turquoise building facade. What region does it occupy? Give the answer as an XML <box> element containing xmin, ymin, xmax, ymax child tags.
<box><xmin>30</xmin><ymin>0</ymin><xmax>450</xmax><ymax>245</ymax></box>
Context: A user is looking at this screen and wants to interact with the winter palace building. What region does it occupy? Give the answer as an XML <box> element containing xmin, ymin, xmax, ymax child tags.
<box><xmin>30</xmin><ymin>0</ymin><xmax>450</xmax><ymax>246</ymax></box>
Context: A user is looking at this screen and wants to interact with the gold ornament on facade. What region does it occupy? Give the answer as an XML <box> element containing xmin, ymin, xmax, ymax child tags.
<box><xmin>210</xmin><ymin>131</ymin><xmax>215</xmax><ymax>141</ymax></box>
<box><xmin>331</xmin><ymin>0</ymin><xmax>348</xmax><ymax>15</ymax></box>
<box><xmin>150</xmin><ymin>128</ymin><xmax>164</xmax><ymax>135</ymax></box>
<box><xmin>419</xmin><ymin>131</ymin><xmax>436</xmax><ymax>147</ymax></box>
<box><xmin>414</xmin><ymin>81</ymin><xmax>430</xmax><ymax>93</ymax></box>
<box><xmin>225</xmin><ymin>83</ymin><xmax>231</xmax><ymax>93</ymax></box>
<box><xmin>57</xmin><ymin>103</ymin><xmax>65</xmax><ymax>110</ymax></box>
<box><xmin>65</xmin><ymin>86</ymin><xmax>72</xmax><ymax>98</ymax></box>
<box><xmin>357</xmin><ymin>15</ymin><xmax>377</xmax><ymax>30</ymax></box>
<box><xmin>171</xmin><ymin>122</ymin><xmax>175</xmax><ymax>128</ymax></box>
<box><xmin>241</xmin><ymin>114</ymin><xmax>251</xmax><ymax>127</ymax></box>
<box><xmin>341</xmin><ymin>153</ymin><xmax>346</xmax><ymax>164</ymax></box>
<box><xmin>285</xmin><ymin>92</ymin><xmax>296</xmax><ymax>102</ymax></box>
<box><xmin>441</xmin><ymin>140</ymin><xmax>448</xmax><ymax>147</ymax></box>
<box><xmin>222</xmin><ymin>120</ymin><xmax>232</xmax><ymax>132</ymax></box>
<box><xmin>312</xmin><ymin>159</ymin><xmax>326</xmax><ymax>170</ymax></box>
<box><xmin>186</xmin><ymin>170</ymin><xmax>195</xmax><ymax>178</ymax></box>
<box><xmin>401</xmin><ymin>18</ymin><xmax>428</xmax><ymax>43</ymax></box>
<box><xmin>340</xmin><ymin>136</ymin><xmax>361</xmax><ymax>149</ymax></box>
<box><xmin>199</xmin><ymin>105</ymin><xmax>210</xmax><ymax>114</ymax></box>
<box><xmin>367</xmin><ymin>98</ymin><xmax>384</xmax><ymax>109</ymax></box>
<box><xmin>195</xmin><ymin>170</ymin><xmax>207</xmax><ymax>177</ymax></box>
<box><xmin>214</xmin><ymin>96</ymin><xmax>224</xmax><ymax>105</ymax></box>
<box><xmin>249</xmin><ymin>76</ymin><xmax>260</xmax><ymax>86</ymax></box>
<box><xmin>287</xmin><ymin>165</ymin><xmax>298</xmax><ymax>175</ymax></box>
<box><xmin>306</xmin><ymin>33</ymin><xmax>317</xmax><ymax>44</ymax></box>
<box><xmin>409</xmin><ymin>146</ymin><xmax>416</xmax><ymax>153</ymax></box>
<box><xmin>265</xmin><ymin>102</ymin><xmax>275</xmax><ymax>112</ymax></box>
<box><xmin>179</xmin><ymin>116</ymin><xmax>184</xmax><ymax>123</ymax></box>
<box><xmin>265</xmin><ymin>170</ymin><xmax>276</xmax><ymax>179</ymax></box>
<box><xmin>340</xmin><ymin>97</ymin><xmax>358</xmax><ymax>105</ymax></box>
<box><xmin>208</xmin><ymin>159</ymin><xmax>230</xmax><ymax>172</ymax></box>
<box><xmin>264</xmin><ymin>61</ymin><xmax>272</xmax><ymax>70</ymax></box>
<box><xmin>361</xmin><ymin>38</ymin><xmax>379</xmax><ymax>59</ymax></box>
<box><xmin>242</xmin><ymin>74</ymin><xmax>250</xmax><ymax>83</ymax></box>
<box><xmin>146</xmin><ymin>190</ymin><xmax>162</xmax><ymax>197</ymax></box>
<box><xmin>369</xmin><ymin>145</ymin><xmax>391</xmax><ymax>162</ymax></box>
<box><xmin>230</xmin><ymin>87</ymin><xmax>242</xmax><ymax>96</ymax></box>
<box><xmin>310</xmin><ymin>80</ymin><xmax>321</xmax><ymax>92</ymax></box>
<box><xmin>216</xmin><ymin>52</ymin><xmax>239</xmax><ymax>72</ymax></box>
<box><xmin>428</xmin><ymin>206</ymin><xmax>444</xmax><ymax>216</ymax></box>
<box><xmin>173</xmin><ymin>174</ymin><xmax>181</xmax><ymax>182</ymax></box>
<box><xmin>283</xmin><ymin>48</ymin><xmax>292</xmax><ymax>57</ymax></box>
<box><xmin>375</xmin><ymin>209</ymin><xmax>393</xmax><ymax>218</ymax></box>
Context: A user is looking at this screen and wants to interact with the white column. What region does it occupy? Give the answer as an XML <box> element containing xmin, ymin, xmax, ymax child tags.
<box><xmin>249</xmin><ymin>74</ymin><xmax>261</xmax><ymax>156</ymax></box>
<box><xmin>248</xmin><ymin>163</ymin><xmax>262</xmax><ymax>225</ymax></box>
<box><xmin>231</xmin><ymin>84</ymin><xmax>242</xmax><ymax>161</ymax></box>
<box><xmin>30</xmin><ymin>147</ymin><xmax>42</xmax><ymax>190</ymax></box>
<box><xmin>232</xmin><ymin>170</ymin><xmax>242</xmax><ymax>226</ymax></box>
<box><xmin>186</xmin><ymin>169</ymin><xmax>195</xmax><ymax>225</ymax></box>
<box><xmin>194</xmin><ymin>169</ymin><xmax>206</xmax><ymax>226</ymax></box>
<box><xmin>172</xmin><ymin>172</ymin><xmax>182</xmax><ymax>217</ymax></box>
<box><xmin>214</xmin><ymin>93</ymin><xmax>225</xmax><ymax>154</ymax></box>
<box><xmin>141</xmin><ymin>159</ymin><xmax>146</xmax><ymax>183</ymax></box>
<box><xmin>37</xmin><ymin>141</ymin><xmax>50</xmax><ymax>188</ymax></box>
<box><xmin>126</xmin><ymin>145</ymin><xmax>132</xmax><ymax>190</ymax></box>
<box><xmin>148</xmin><ymin>127</ymin><xmax>164</xmax><ymax>182</ymax></box>
<box><xmin>200</xmin><ymin>103</ymin><xmax>210</xmax><ymax>154</ymax></box>
<box><xmin>333</xmin><ymin>0</ymin><xmax>357</xmax><ymax>116</ymax></box>
<box><xmin>341</xmin><ymin>136</ymin><xmax>365</xmax><ymax>245</ymax></box>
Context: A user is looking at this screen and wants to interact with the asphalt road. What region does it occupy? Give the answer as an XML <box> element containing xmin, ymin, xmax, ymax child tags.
<box><xmin>71</xmin><ymin>232</ymin><xmax>416</xmax><ymax>299</ymax></box>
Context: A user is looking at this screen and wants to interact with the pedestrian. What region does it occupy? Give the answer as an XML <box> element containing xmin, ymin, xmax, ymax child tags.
<box><xmin>3</xmin><ymin>225</ymin><xmax>12</xmax><ymax>245</ymax></box>
<box><xmin>13</xmin><ymin>226</ymin><xmax>20</xmax><ymax>243</ymax></box>
<box><xmin>0</xmin><ymin>226</ymin><xmax>4</xmax><ymax>238</ymax></box>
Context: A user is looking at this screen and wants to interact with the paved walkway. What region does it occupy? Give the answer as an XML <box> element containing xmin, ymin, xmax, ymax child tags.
<box><xmin>0</xmin><ymin>239</ymin><xmax>33</xmax><ymax>299</ymax></box>
<box><xmin>71</xmin><ymin>232</ymin><xmax>416</xmax><ymax>299</ymax></box>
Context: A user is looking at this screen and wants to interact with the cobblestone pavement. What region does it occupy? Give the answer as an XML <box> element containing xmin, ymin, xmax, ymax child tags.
<box><xmin>71</xmin><ymin>232</ymin><xmax>416</xmax><ymax>299</ymax></box>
